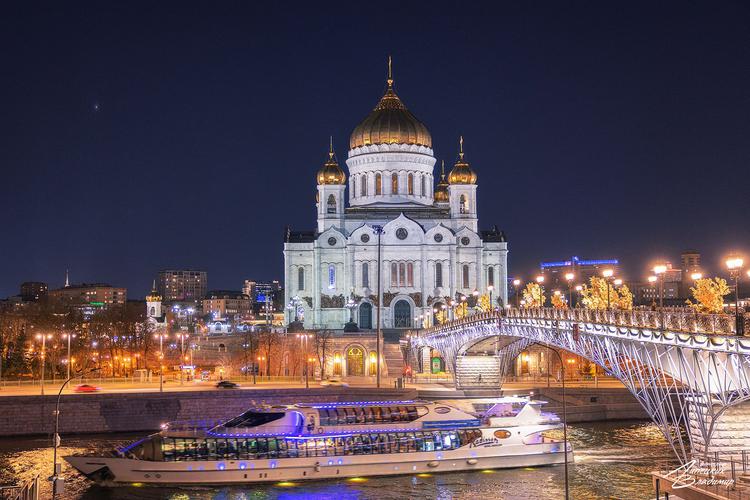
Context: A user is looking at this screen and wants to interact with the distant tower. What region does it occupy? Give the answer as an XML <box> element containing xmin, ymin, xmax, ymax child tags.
<box><xmin>64</xmin><ymin>269</ymin><xmax>70</xmax><ymax>288</ymax></box>
<box><xmin>146</xmin><ymin>280</ymin><xmax>162</xmax><ymax>318</ymax></box>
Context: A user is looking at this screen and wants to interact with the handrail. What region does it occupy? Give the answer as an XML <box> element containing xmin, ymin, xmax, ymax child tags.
<box><xmin>413</xmin><ymin>307</ymin><xmax>740</xmax><ymax>337</ymax></box>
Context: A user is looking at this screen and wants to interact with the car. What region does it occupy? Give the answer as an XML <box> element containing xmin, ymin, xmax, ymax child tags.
<box><xmin>74</xmin><ymin>384</ymin><xmax>100</xmax><ymax>393</ymax></box>
<box><xmin>215</xmin><ymin>380</ymin><xmax>239</xmax><ymax>389</ymax></box>
<box><xmin>320</xmin><ymin>377</ymin><xmax>349</xmax><ymax>387</ymax></box>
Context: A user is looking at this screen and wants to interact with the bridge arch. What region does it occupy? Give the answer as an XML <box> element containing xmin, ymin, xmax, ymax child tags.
<box><xmin>412</xmin><ymin>308</ymin><xmax>750</xmax><ymax>465</ymax></box>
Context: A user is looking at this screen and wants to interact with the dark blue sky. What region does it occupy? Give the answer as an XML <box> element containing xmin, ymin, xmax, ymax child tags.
<box><xmin>2</xmin><ymin>2</ymin><xmax>749</xmax><ymax>298</ymax></box>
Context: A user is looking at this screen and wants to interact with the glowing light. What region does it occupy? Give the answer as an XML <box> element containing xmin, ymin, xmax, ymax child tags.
<box><xmin>691</xmin><ymin>272</ymin><xmax>703</xmax><ymax>280</ymax></box>
<box><xmin>416</xmin><ymin>473</ymin><xmax>432</xmax><ymax>477</ymax></box>
<box><xmin>512</xmin><ymin>279</ymin><xmax>521</xmax><ymax>286</ymax></box>
<box><xmin>564</xmin><ymin>272</ymin><xmax>574</xmax><ymax>281</ymax></box>
<box><xmin>535</xmin><ymin>275</ymin><xmax>545</xmax><ymax>284</ymax></box>
<box><xmin>480</xmin><ymin>469</ymin><xmax>495</xmax><ymax>474</ymax></box>
<box><xmin>726</xmin><ymin>257</ymin><xmax>744</xmax><ymax>270</ymax></box>
<box><xmin>348</xmin><ymin>477</ymin><xmax>368</xmax><ymax>483</ymax></box>
<box><xmin>602</xmin><ymin>269</ymin><xmax>614</xmax><ymax>278</ymax></box>
<box><xmin>648</xmin><ymin>275</ymin><xmax>658</xmax><ymax>283</ymax></box>
<box><xmin>276</xmin><ymin>481</ymin><xmax>297</xmax><ymax>487</ymax></box>
<box><xmin>653</xmin><ymin>265</ymin><xmax>667</xmax><ymax>275</ymax></box>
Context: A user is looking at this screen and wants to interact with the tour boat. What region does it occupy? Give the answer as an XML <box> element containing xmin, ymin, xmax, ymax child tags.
<box><xmin>65</xmin><ymin>397</ymin><xmax>572</xmax><ymax>485</ymax></box>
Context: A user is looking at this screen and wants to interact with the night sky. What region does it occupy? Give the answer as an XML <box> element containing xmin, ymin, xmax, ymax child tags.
<box><xmin>3</xmin><ymin>2</ymin><xmax>750</xmax><ymax>299</ymax></box>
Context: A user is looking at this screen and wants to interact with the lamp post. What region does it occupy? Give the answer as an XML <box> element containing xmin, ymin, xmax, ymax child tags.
<box><xmin>727</xmin><ymin>257</ymin><xmax>744</xmax><ymax>336</ymax></box>
<box><xmin>653</xmin><ymin>265</ymin><xmax>667</xmax><ymax>308</ymax></box>
<box><xmin>36</xmin><ymin>333</ymin><xmax>52</xmax><ymax>395</ymax></box>
<box><xmin>62</xmin><ymin>333</ymin><xmax>76</xmax><ymax>381</ymax></box>
<box><xmin>544</xmin><ymin>346</ymin><xmax>569</xmax><ymax>500</ymax></box>
<box><xmin>535</xmin><ymin>275</ymin><xmax>545</xmax><ymax>308</ymax></box>
<box><xmin>487</xmin><ymin>285</ymin><xmax>494</xmax><ymax>312</ymax></box>
<box><xmin>575</xmin><ymin>285</ymin><xmax>582</xmax><ymax>307</ymax></box>
<box><xmin>154</xmin><ymin>332</ymin><xmax>167</xmax><ymax>392</ymax></box>
<box><xmin>51</xmin><ymin>366</ymin><xmax>100</xmax><ymax>498</ymax></box>
<box><xmin>564</xmin><ymin>273</ymin><xmax>574</xmax><ymax>307</ymax></box>
<box><xmin>512</xmin><ymin>279</ymin><xmax>521</xmax><ymax>308</ymax></box>
<box><xmin>373</xmin><ymin>225</ymin><xmax>384</xmax><ymax>388</ymax></box>
<box><xmin>602</xmin><ymin>268</ymin><xmax>614</xmax><ymax>310</ymax></box>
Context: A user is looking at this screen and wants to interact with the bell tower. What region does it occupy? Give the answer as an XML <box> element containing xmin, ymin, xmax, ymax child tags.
<box><xmin>316</xmin><ymin>137</ymin><xmax>346</xmax><ymax>232</ymax></box>
<box><xmin>447</xmin><ymin>136</ymin><xmax>478</xmax><ymax>231</ymax></box>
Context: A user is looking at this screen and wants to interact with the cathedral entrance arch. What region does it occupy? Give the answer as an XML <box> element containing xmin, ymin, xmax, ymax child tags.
<box><xmin>346</xmin><ymin>346</ymin><xmax>365</xmax><ymax>376</ymax></box>
<box><xmin>359</xmin><ymin>302</ymin><xmax>373</xmax><ymax>329</ymax></box>
<box><xmin>393</xmin><ymin>300</ymin><xmax>412</xmax><ymax>328</ymax></box>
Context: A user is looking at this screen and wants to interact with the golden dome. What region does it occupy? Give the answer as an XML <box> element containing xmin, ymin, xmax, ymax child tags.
<box><xmin>316</xmin><ymin>139</ymin><xmax>346</xmax><ymax>185</ymax></box>
<box><xmin>448</xmin><ymin>136</ymin><xmax>477</xmax><ymax>185</ymax></box>
<box><xmin>434</xmin><ymin>160</ymin><xmax>449</xmax><ymax>203</ymax></box>
<box><xmin>349</xmin><ymin>58</ymin><xmax>431</xmax><ymax>149</ymax></box>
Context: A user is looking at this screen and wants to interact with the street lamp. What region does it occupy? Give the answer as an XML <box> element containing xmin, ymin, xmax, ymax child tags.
<box><xmin>653</xmin><ymin>265</ymin><xmax>667</xmax><ymax>308</ymax></box>
<box><xmin>487</xmin><ymin>285</ymin><xmax>495</xmax><ymax>312</ymax></box>
<box><xmin>726</xmin><ymin>257</ymin><xmax>745</xmax><ymax>336</ymax></box>
<box><xmin>153</xmin><ymin>332</ymin><xmax>167</xmax><ymax>392</ymax></box>
<box><xmin>535</xmin><ymin>275</ymin><xmax>545</xmax><ymax>308</ymax></box>
<box><xmin>512</xmin><ymin>279</ymin><xmax>521</xmax><ymax>308</ymax></box>
<box><xmin>62</xmin><ymin>333</ymin><xmax>76</xmax><ymax>380</ymax></box>
<box><xmin>575</xmin><ymin>285</ymin><xmax>583</xmax><ymax>307</ymax></box>
<box><xmin>691</xmin><ymin>272</ymin><xmax>703</xmax><ymax>281</ymax></box>
<box><xmin>601</xmin><ymin>269</ymin><xmax>614</xmax><ymax>310</ymax></box>
<box><xmin>564</xmin><ymin>273</ymin><xmax>574</xmax><ymax>307</ymax></box>
<box><xmin>373</xmin><ymin>224</ymin><xmax>385</xmax><ymax>389</ymax></box>
<box><xmin>35</xmin><ymin>333</ymin><xmax>52</xmax><ymax>395</ymax></box>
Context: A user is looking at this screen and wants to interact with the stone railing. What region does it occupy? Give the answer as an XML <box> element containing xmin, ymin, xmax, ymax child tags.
<box><xmin>416</xmin><ymin>307</ymin><xmax>738</xmax><ymax>336</ymax></box>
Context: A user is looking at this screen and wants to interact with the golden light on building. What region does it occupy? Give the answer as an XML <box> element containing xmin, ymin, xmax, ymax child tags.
<box><xmin>602</xmin><ymin>268</ymin><xmax>614</xmax><ymax>278</ymax></box>
<box><xmin>564</xmin><ymin>272</ymin><xmax>574</xmax><ymax>282</ymax></box>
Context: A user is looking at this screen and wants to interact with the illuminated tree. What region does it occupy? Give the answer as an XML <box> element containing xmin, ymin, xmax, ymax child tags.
<box><xmin>686</xmin><ymin>277</ymin><xmax>730</xmax><ymax>314</ymax></box>
<box><xmin>581</xmin><ymin>277</ymin><xmax>633</xmax><ymax>311</ymax></box>
<box><xmin>476</xmin><ymin>294</ymin><xmax>492</xmax><ymax>313</ymax></box>
<box><xmin>551</xmin><ymin>293</ymin><xmax>567</xmax><ymax>309</ymax></box>
<box><xmin>434</xmin><ymin>309</ymin><xmax>448</xmax><ymax>325</ymax></box>
<box><xmin>454</xmin><ymin>302</ymin><xmax>469</xmax><ymax>319</ymax></box>
<box><xmin>522</xmin><ymin>283</ymin><xmax>545</xmax><ymax>308</ymax></box>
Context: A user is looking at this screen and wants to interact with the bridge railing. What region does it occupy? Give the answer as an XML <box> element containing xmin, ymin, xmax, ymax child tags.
<box><xmin>415</xmin><ymin>307</ymin><xmax>737</xmax><ymax>336</ymax></box>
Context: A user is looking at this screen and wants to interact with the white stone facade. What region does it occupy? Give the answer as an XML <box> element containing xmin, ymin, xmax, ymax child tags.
<box><xmin>283</xmin><ymin>83</ymin><xmax>508</xmax><ymax>331</ymax></box>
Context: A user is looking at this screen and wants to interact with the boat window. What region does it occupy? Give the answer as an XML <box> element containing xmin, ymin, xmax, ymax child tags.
<box><xmin>336</xmin><ymin>408</ymin><xmax>347</xmax><ymax>425</ymax></box>
<box><xmin>354</xmin><ymin>406</ymin><xmax>365</xmax><ymax>424</ymax></box>
<box><xmin>373</xmin><ymin>407</ymin><xmax>383</xmax><ymax>423</ymax></box>
<box><xmin>286</xmin><ymin>439</ymin><xmax>299</xmax><ymax>458</ymax></box>
<box><xmin>398</xmin><ymin>407</ymin><xmax>409</xmax><ymax>421</ymax></box>
<box><xmin>345</xmin><ymin>408</ymin><xmax>356</xmax><ymax>424</ymax></box>
<box><xmin>256</xmin><ymin>438</ymin><xmax>268</xmax><ymax>459</ymax></box>
<box><xmin>318</xmin><ymin>409</ymin><xmax>331</xmax><ymax>426</ymax></box>
<box><xmin>223</xmin><ymin>411</ymin><xmax>286</xmax><ymax>428</ymax></box>
<box><xmin>364</xmin><ymin>407</ymin><xmax>375</xmax><ymax>424</ymax></box>
<box><xmin>406</xmin><ymin>406</ymin><xmax>418</xmax><ymax>419</ymax></box>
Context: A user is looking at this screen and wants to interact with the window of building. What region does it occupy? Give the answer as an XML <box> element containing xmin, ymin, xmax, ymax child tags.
<box><xmin>328</xmin><ymin>265</ymin><xmax>336</xmax><ymax>289</ymax></box>
<box><xmin>435</xmin><ymin>262</ymin><xmax>443</xmax><ymax>288</ymax></box>
<box><xmin>352</xmin><ymin>177</ymin><xmax>356</xmax><ymax>197</ymax></box>
<box><xmin>391</xmin><ymin>173</ymin><xmax>398</xmax><ymax>194</ymax></box>
<box><xmin>298</xmin><ymin>268</ymin><xmax>304</xmax><ymax>290</ymax></box>
<box><xmin>488</xmin><ymin>267</ymin><xmax>495</xmax><ymax>287</ymax></box>
<box><xmin>462</xmin><ymin>265</ymin><xmax>470</xmax><ymax>289</ymax></box>
<box><xmin>408</xmin><ymin>173</ymin><xmax>414</xmax><ymax>195</ymax></box>
<box><xmin>459</xmin><ymin>194</ymin><xmax>467</xmax><ymax>214</ymax></box>
<box><xmin>420</xmin><ymin>175</ymin><xmax>425</xmax><ymax>196</ymax></box>
<box><xmin>375</xmin><ymin>174</ymin><xmax>382</xmax><ymax>195</ymax></box>
<box><xmin>398</xmin><ymin>263</ymin><xmax>406</xmax><ymax>286</ymax></box>
<box><xmin>391</xmin><ymin>263</ymin><xmax>398</xmax><ymax>287</ymax></box>
<box><xmin>407</xmin><ymin>263</ymin><xmax>414</xmax><ymax>287</ymax></box>
<box><xmin>361</xmin><ymin>175</ymin><xmax>368</xmax><ymax>196</ymax></box>
<box><xmin>327</xmin><ymin>194</ymin><xmax>336</xmax><ymax>214</ymax></box>
<box><xmin>362</xmin><ymin>262</ymin><xmax>369</xmax><ymax>288</ymax></box>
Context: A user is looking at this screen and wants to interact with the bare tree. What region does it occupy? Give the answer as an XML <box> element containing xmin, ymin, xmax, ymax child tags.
<box><xmin>314</xmin><ymin>329</ymin><xmax>333</xmax><ymax>379</ymax></box>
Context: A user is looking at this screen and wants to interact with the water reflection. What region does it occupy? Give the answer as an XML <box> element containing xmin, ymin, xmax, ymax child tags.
<box><xmin>0</xmin><ymin>421</ymin><xmax>675</xmax><ymax>499</ymax></box>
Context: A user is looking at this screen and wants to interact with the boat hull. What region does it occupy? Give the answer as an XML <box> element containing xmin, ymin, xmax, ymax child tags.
<box><xmin>65</xmin><ymin>443</ymin><xmax>572</xmax><ymax>485</ymax></box>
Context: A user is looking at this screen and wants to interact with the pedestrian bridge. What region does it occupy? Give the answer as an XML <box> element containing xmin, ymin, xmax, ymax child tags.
<box><xmin>409</xmin><ymin>308</ymin><xmax>747</xmax><ymax>464</ymax></box>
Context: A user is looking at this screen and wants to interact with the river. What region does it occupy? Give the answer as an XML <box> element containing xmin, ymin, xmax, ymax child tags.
<box><xmin>0</xmin><ymin>420</ymin><xmax>675</xmax><ymax>499</ymax></box>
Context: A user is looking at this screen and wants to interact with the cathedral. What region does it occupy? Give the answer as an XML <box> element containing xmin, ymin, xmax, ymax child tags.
<box><xmin>284</xmin><ymin>63</ymin><xmax>508</xmax><ymax>331</ymax></box>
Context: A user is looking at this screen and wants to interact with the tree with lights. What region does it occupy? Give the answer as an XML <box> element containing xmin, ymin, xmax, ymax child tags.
<box><xmin>581</xmin><ymin>277</ymin><xmax>633</xmax><ymax>311</ymax></box>
<box><xmin>522</xmin><ymin>283</ymin><xmax>545</xmax><ymax>308</ymax></box>
<box><xmin>686</xmin><ymin>277</ymin><xmax>730</xmax><ymax>314</ymax></box>
<box><xmin>551</xmin><ymin>293</ymin><xmax>567</xmax><ymax>309</ymax></box>
<box><xmin>476</xmin><ymin>294</ymin><xmax>492</xmax><ymax>313</ymax></box>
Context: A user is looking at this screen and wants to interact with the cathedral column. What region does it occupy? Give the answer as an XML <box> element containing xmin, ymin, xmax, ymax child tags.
<box><xmin>313</xmin><ymin>246</ymin><xmax>320</xmax><ymax>327</ymax></box>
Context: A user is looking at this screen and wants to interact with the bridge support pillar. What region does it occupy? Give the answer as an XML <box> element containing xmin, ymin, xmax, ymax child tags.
<box><xmin>689</xmin><ymin>400</ymin><xmax>750</xmax><ymax>460</ymax></box>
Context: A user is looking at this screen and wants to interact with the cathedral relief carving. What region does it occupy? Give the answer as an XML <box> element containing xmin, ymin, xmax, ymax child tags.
<box><xmin>367</xmin><ymin>294</ymin><xmax>379</xmax><ymax>306</ymax></box>
<box><xmin>382</xmin><ymin>292</ymin><xmax>397</xmax><ymax>307</ymax></box>
<box><xmin>320</xmin><ymin>294</ymin><xmax>346</xmax><ymax>308</ymax></box>
<box><xmin>409</xmin><ymin>292</ymin><xmax>423</xmax><ymax>307</ymax></box>
<box><xmin>303</xmin><ymin>297</ymin><xmax>313</xmax><ymax>307</ymax></box>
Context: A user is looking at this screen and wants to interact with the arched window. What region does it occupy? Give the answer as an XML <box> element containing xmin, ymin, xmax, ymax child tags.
<box><xmin>407</xmin><ymin>263</ymin><xmax>414</xmax><ymax>287</ymax></box>
<box><xmin>327</xmin><ymin>194</ymin><xmax>336</xmax><ymax>214</ymax></box>
<box><xmin>391</xmin><ymin>173</ymin><xmax>398</xmax><ymax>194</ymax></box>
<box><xmin>408</xmin><ymin>173</ymin><xmax>414</xmax><ymax>195</ymax></box>
<box><xmin>435</xmin><ymin>262</ymin><xmax>443</xmax><ymax>288</ymax></box>
<box><xmin>420</xmin><ymin>175</ymin><xmax>425</xmax><ymax>196</ymax></box>
<box><xmin>362</xmin><ymin>262</ymin><xmax>369</xmax><ymax>288</ymax></box>
<box><xmin>328</xmin><ymin>264</ymin><xmax>336</xmax><ymax>289</ymax></box>
<box><xmin>399</xmin><ymin>263</ymin><xmax>406</xmax><ymax>286</ymax></box>
<box><xmin>488</xmin><ymin>267</ymin><xmax>495</xmax><ymax>287</ymax></box>
<box><xmin>391</xmin><ymin>262</ymin><xmax>398</xmax><ymax>287</ymax></box>
<box><xmin>375</xmin><ymin>173</ymin><xmax>382</xmax><ymax>195</ymax></box>
<box><xmin>462</xmin><ymin>265</ymin><xmax>470</xmax><ymax>289</ymax></box>
<box><xmin>459</xmin><ymin>195</ymin><xmax>467</xmax><ymax>214</ymax></box>
<box><xmin>361</xmin><ymin>174</ymin><xmax>368</xmax><ymax>196</ymax></box>
<box><xmin>352</xmin><ymin>177</ymin><xmax>356</xmax><ymax>197</ymax></box>
<box><xmin>149</xmin><ymin>306</ymin><xmax>155</xmax><ymax>316</ymax></box>
<box><xmin>298</xmin><ymin>267</ymin><xmax>305</xmax><ymax>290</ymax></box>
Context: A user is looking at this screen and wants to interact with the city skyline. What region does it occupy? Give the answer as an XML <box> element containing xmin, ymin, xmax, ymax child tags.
<box><xmin>3</xmin><ymin>2</ymin><xmax>750</xmax><ymax>298</ymax></box>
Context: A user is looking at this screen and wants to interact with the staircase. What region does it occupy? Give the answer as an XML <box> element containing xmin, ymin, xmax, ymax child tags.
<box><xmin>382</xmin><ymin>342</ymin><xmax>405</xmax><ymax>378</ymax></box>
<box><xmin>455</xmin><ymin>355</ymin><xmax>502</xmax><ymax>389</ymax></box>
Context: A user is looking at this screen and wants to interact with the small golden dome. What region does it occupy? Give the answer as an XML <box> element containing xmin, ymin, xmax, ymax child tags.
<box><xmin>316</xmin><ymin>139</ymin><xmax>346</xmax><ymax>185</ymax></box>
<box><xmin>448</xmin><ymin>136</ymin><xmax>477</xmax><ymax>185</ymax></box>
<box><xmin>434</xmin><ymin>160</ymin><xmax>449</xmax><ymax>203</ymax></box>
<box><xmin>349</xmin><ymin>58</ymin><xmax>431</xmax><ymax>149</ymax></box>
